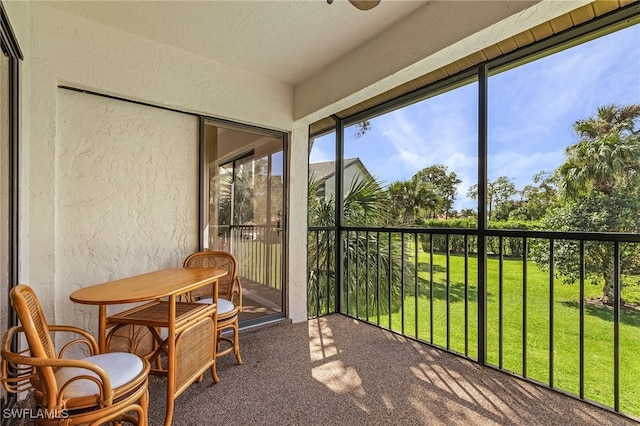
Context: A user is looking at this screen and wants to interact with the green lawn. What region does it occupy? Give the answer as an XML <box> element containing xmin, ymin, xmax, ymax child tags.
<box><xmin>358</xmin><ymin>250</ymin><xmax>640</xmax><ymax>417</ymax></box>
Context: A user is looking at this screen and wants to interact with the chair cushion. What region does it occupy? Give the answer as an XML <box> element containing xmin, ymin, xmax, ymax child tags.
<box><xmin>196</xmin><ymin>297</ymin><xmax>234</xmax><ymax>314</ymax></box>
<box><xmin>55</xmin><ymin>352</ymin><xmax>145</xmax><ymax>399</ymax></box>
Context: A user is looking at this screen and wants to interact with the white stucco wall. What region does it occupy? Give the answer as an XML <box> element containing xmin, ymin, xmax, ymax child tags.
<box><xmin>56</xmin><ymin>90</ymin><xmax>199</xmax><ymax>329</ymax></box>
<box><xmin>32</xmin><ymin>5</ymin><xmax>293</xmax><ymax>130</ymax></box>
<box><xmin>287</xmin><ymin>123</ymin><xmax>309</xmax><ymax>323</ymax></box>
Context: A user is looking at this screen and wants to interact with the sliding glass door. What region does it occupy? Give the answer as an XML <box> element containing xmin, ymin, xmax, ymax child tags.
<box><xmin>202</xmin><ymin>120</ymin><xmax>286</xmax><ymax>325</ymax></box>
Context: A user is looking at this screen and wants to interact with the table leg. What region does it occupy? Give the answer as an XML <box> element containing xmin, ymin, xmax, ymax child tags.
<box><xmin>164</xmin><ymin>295</ymin><xmax>177</xmax><ymax>426</ymax></box>
<box><xmin>211</xmin><ymin>304</ymin><xmax>219</xmax><ymax>383</ymax></box>
<box><xmin>98</xmin><ymin>305</ymin><xmax>107</xmax><ymax>353</ymax></box>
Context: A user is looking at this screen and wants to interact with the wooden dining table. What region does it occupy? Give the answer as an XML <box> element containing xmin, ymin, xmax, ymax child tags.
<box><xmin>70</xmin><ymin>267</ymin><xmax>227</xmax><ymax>426</ymax></box>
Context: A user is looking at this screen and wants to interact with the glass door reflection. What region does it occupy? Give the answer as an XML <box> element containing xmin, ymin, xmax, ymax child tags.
<box><xmin>204</xmin><ymin>122</ymin><xmax>285</xmax><ymax>325</ymax></box>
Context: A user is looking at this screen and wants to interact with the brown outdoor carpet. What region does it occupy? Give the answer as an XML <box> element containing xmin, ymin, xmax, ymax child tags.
<box><xmin>147</xmin><ymin>314</ymin><xmax>636</xmax><ymax>426</ymax></box>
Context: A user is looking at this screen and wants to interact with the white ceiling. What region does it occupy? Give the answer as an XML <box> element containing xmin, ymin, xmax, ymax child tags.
<box><xmin>43</xmin><ymin>0</ymin><xmax>429</xmax><ymax>87</ymax></box>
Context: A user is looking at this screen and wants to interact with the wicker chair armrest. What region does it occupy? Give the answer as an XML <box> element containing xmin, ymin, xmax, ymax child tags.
<box><xmin>47</xmin><ymin>325</ymin><xmax>99</xmax><ymax>357</ymax></box>
<box><xmin>1</xmin><ymin>327</ymin><xmax>113</xmax><ymax>404</ymax></box>
<box><xmin>7</xmin><ymin>350</ymin><xmax>114</xmax><ymax>405</ymax></box>
<box><xmin>1</xmin><ymin>346</ymin><xmax>37</xmax><ymax>394</ymax></box>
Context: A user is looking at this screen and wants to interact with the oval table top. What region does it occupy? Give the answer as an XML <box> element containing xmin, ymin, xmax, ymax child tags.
<box><xmin>69</xmin><ymin>267</ymin><xmax>227</xmax><ymax>305</ymax></box>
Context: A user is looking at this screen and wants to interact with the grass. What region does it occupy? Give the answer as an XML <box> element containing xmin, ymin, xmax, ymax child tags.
<box><xmin>352</xmin><ymin>248</ymin><xmax>640</xmax><ymax>417</ymax></box>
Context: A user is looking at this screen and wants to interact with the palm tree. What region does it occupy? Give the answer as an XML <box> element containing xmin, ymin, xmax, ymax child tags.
<box><xmin>387</xmin><ymin>180</ymin><xmax>422</xmax><ymax>226</ymax></box>
<box><xmin>560</xmin><ymin>104</ymin><xmax>640</xmax><ymax>198</ymax></box>
<box><xmin>308</xmin><ymin>174</ymin><xmax>408</xmax><ymax>318</ymax></box>
<box><xmin>556</xmin><ymin>103</ymin><xmax>640</xmax><ymax>304</ymax></box>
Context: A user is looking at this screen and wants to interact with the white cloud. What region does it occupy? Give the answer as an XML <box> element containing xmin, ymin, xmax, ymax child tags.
<box><xmin>372</xmin><ymin>103</ymin><xmax>482</xmax><ymax>209</ymax></box>
<box><xmin>489</xmin><ymin>25</ymin><xmax>640</xmax><ymax>153</ymax></box>
<box><xmin>489</xmin><ymin>149</ymin><xmax>564</xmax><ymax>187</ymax></box>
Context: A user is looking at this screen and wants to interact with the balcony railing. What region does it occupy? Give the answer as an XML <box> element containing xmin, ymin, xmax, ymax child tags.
<box><xmin>308</xmin><ymin>226</ymin><xmax>640</xmax><ymax>420</ymax></box>
<box><xmin>216</xmin><ymin>225</ymin><xmax>282</xmax><ymax>289</ymax></box>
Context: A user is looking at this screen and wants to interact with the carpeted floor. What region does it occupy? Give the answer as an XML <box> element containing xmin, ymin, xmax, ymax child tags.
<box><xmin>148</xmin><ymin>314</ymin><xmax>636</xmax><ymax>426</ymax></box>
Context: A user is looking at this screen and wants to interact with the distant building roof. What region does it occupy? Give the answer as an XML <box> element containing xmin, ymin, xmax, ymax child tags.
<box><xmin>309</xmin><ymin>158</ymin><xmax>366</xmax><ymax>182</ymax></box>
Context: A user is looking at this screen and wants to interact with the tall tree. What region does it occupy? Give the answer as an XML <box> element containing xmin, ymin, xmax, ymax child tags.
<box><xmin>386</xmin><ymin>180</ymin><xmax>424</xmax><ymax>226</ymax></box>
<box><xmin>467</xmin><ymin>176</ymin><xmax>518</xmax><ymax>221</ymax></box>
<box><xmin>559</xmin><ymin>104</ymin><xmax>640</xmax><ymax>198</ymax></box>
<box><xmin>511</xmin><ymin>171</ymin><xmax>558</xmax><ymax>221</ymax></box>
<box><xmin>538</xmin><ymin>104</ymin><xmax>640</xmax><ymax>304</ymax></box>
<box><xmin>410</xmin><ymin>164</ymin><xmax>461</xmax><ymax>219</ymax></box>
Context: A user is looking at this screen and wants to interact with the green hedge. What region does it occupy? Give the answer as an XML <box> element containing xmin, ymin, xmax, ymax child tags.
<box><xmin>418</xmin><ymin>219</ymin><xmax>541</xmax><ymax>257</ymax></box>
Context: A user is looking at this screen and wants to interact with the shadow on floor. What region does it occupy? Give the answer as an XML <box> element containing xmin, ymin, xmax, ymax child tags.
<box><xmin>148</xmin><ymin>314</ymin><xmax>635</xmax><ymax>426</ymax></box>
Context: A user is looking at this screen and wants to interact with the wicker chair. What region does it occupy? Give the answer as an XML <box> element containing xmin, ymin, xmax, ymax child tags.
<box><xmin>1</xmin><ymin>284</ymin><xmax>150</xmax><ymax>425</ymax></box>
<box><xmin>183</xmin><ymin>251</ymin><xmax>243</xmax><ymax>365</ymax></box>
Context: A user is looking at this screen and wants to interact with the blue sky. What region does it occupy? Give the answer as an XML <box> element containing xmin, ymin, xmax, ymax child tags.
<box><xmin>310</xmin><ymin>24</ymin><xmax>640</xmax><ymax>211</ymax></box>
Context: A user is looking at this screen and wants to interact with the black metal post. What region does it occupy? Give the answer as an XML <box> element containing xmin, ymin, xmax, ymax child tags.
<box><xmin>549</xmin><ymin>239</ymin><xmax>555</xmax><ymax>388</ymax></box>
<box><xmin>523</xmin><ymin>237</ymin><xmax>528</xmax><ymax>378</ymax></box>
<box><xmin>334</xmin><ymin>116</ymin><xmax>345</xmax><ymax>314</ymax></box>
<box><xmin>477</xmin><ymin>63</ymin><xmax>489</xmax><ymax>365</ymax></box>
<box><xmin>614</xmin><ymin>242</ymin><xmax>620</xmax><ymax>412</ymax></box>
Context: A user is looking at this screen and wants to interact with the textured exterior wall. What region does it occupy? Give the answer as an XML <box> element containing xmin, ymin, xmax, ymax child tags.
<box><xmin>33</xmin><ymin>5</ymin><xmax>293</xmax><ymax>130</ymax></box>
<box><xmin>287</xmin><ymin>123</ymin><xmax>309</xmax><ymax>322</ymax></box>
<box><xmin>57</xmin><ymin>90</ymin><xmax>198</xmax><ymax>329</ymax></box>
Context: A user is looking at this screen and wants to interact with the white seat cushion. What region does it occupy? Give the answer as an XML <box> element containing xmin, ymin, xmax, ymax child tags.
<box><xmin>196</xmin><ymin>297</ymin><xmax>234</xmax><ymax>314</ymax></box>
<box><xmin>55</xmin><ymin>352</ymin><xmax>144</xmax><ymax>399</ymax></box>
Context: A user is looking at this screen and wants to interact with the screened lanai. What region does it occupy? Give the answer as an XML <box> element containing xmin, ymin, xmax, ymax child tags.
<box><xmin>1</xmin><ymin>0</ymin><xmax>639</xmax><ymax>424</ymax></box>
